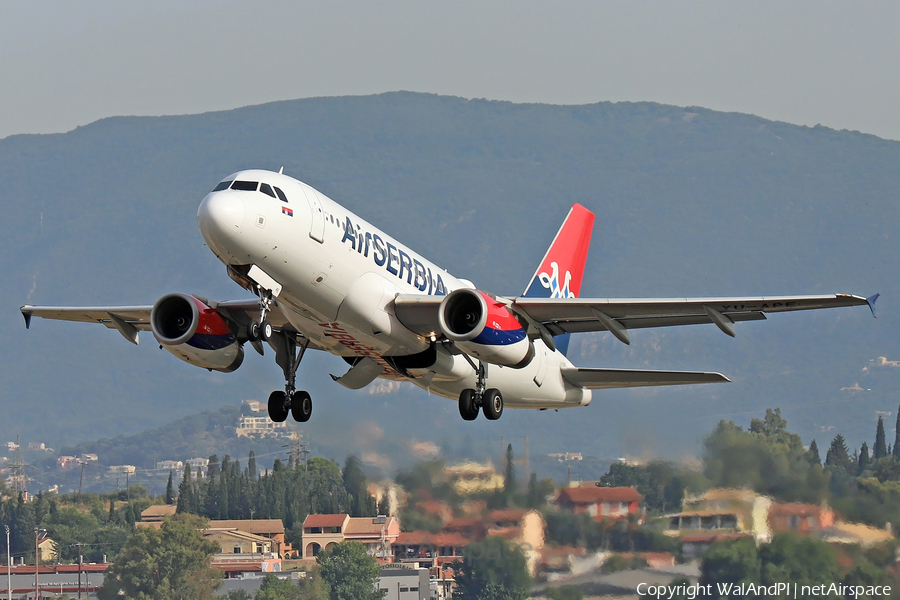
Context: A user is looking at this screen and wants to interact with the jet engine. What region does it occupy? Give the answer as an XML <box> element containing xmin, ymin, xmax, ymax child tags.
<box><xmin>150</xmin><ymin>293</ymin><xmax>243</xmax><ymax>372</ymax></box>
<box><xmin>438</xmin><ymin>288</ymin><xmax>533</xmax><ymax>368</ymax></box>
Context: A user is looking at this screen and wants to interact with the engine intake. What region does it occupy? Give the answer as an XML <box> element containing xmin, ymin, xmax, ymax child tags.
<box><xmin>438</xmin><ymin>288</ymin><xmax>533</xmax><ymax>368</ymax></box>
<box><xmin>150</xmin><ymin>293</ymin><xmax>243</xmax><ymax>373</ymax></box>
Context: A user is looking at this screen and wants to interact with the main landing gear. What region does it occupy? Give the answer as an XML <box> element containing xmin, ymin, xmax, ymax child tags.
<box><xmin>457</xmin><ymin>359</ymin><xmax>504</xmax><ymax>421</ymax></box>
<box><xmin>267</xmin><ymin>333</ymin><xmax>313</xmax><ymax>423</ymax></box>
<box><xmin>248</xmin><ymin>287</ymin><xmax>274</xmax><ymax>342</ymax></box>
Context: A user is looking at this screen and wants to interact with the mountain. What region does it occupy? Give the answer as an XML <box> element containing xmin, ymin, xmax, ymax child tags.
<box><xmin>1</xmin><ymin>92</ymin><xmax>897</xmax><ymax>469</ymax></box>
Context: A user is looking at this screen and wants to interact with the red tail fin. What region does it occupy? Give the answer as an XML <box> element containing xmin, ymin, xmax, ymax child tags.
<box><xmin>523</xmin><ymin>204</ymin><xmax>594</xmax><ymax>299</ymax></box>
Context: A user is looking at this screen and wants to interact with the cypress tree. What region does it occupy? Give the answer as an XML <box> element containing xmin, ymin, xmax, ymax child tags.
<box><xmin>177</xmin><ymin>464</ymin><xmax>193</xmax><ymax>514</ymax></box>
<box><xmin>248</xmin><ymin>451</ymin><xmax>258</xmax><ymax>481</ymax></box>
<box><xmin>165</xmin><ymin>470</ymin><xmax>176</xmax><ymax>505</ymax></box>
<box><xmin>807</xmin><ymin>439</ymin><xmax>821</xmax><ymax>465</ymax></box>
<box><xmin>504</xmin><ymin>443</ymin><xmax>517</xmax><ymax>503</ymax></box>
<box><xmin>894</xmin><ymin>405</ymin><xmax>900</xmax><ymax>460</ymax></box>
<box><xmin>875</xmin><ymin>416</ymin><xmax>888</xmax><ymax>459</ymax></box>
<box><xmin>858</xmin><ymin>442</ymin><xmax>871</xmax><ymax>474</ymax></box>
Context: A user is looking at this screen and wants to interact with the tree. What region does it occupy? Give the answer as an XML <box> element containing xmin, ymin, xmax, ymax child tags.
<box><xmin>343</xmin><ymin>456</ymin><xmax>376</xmax><ymax>517</ymax></box>
<box><xmin>316</xmin><ymin>541</ymin><xmax>383</xmax><ymax>600</ymax></box>
<box><xmin>166</xmin><ymin>471</ymin><xmax>176</xmax><ymax>505</ymax></box>
<box><xmin>825</xmin><ymin>434</ymin><xmax>853</xmax><ymax>473</ymax></box>
<box><xmin>807</xmin><ymin>440</ymin><xmax>821</xmax><ymax>465</ymax></box>
<box><xmin>177</xmin><ymin>464</ymin><xmax>195</xmax><ymax>514</ymax></box>
<box><xmin>97</xmin><ymin>513</ymin><xmax>221</xmax><ymax>600</ymax></box>
<box><xmin>295</xmin><ymin>565</ymin><xmax>329</xmax><ymax>600</ymax></box>
<box><xmin>248</xmin><ymin>451</ymin><xmax>258</xmax><ymax>482</ymax></box>
<box><xmin>699</xmin><ymin>538</ymin><xmax>761</xmax><ymax>598</ymax></box>
<box><xmin>758</xmin><ymin>534</ymin><xmax>840</xmax><ymax>596</ymax></box>
<box><xmin>452</xmin><ymin>536</ymin><xmax>531</xmax><ymax>600</ymax></box>
<box><xmin>255</xmin><ymin>573</ymin><xmax>300</xmax><ymax>600</ymax></box>
<box><xmin>504</xmin><ymin>444</ymin><xmax>517</xmax><ymax>502</ymax></box>
<box><xmin>875</xmin><ymin>417</ymin><xmax>888</xmax><ymax>459</ymax></box>
<box><xmin>858</xmin><ymin>442</ymin><xmax>871</xmax><ymax>474</ymax></box>
<box><xmin>893</xmin><ymin>405</ymin><xmax>900</xmax><ymax>460</ymax></box>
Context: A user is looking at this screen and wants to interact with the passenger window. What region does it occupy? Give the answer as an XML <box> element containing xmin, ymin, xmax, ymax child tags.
<box><xmin>212</xmin><ymin>180</ymin><xmax>233</xmax><ymax>192</ymax></box>
<box><xmin>274</xmin><ymin>187</ymin><xmax>289</xmax><ymax>203</ymax></box>
<box><xmin>260</xmin><ymin>183</ymin><xmax>276</xmax><ymax>198</ymax></box>
<box><xmin>231</xmin><ymin>181</ymin><xmax>258</xmax><ymax>191</ymax></box>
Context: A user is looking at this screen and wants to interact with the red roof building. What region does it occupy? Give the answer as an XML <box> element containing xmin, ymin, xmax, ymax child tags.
<box><xmin>556</xmin><ymin>486</ymin><xmax>642</xmax><ymax>522</ymax></box>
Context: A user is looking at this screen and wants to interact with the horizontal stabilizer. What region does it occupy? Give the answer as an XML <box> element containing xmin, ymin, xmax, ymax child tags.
<box><xmin>560</xmin><ymin>366</ymin><xmax>729</xmax><ymax>390</ymax></box>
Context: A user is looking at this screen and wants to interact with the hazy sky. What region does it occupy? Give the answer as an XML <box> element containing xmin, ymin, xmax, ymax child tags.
<box><xmin>3</xmin><ymin>1</ymin><xmax>899</xmax><ymax>141</ymax></box>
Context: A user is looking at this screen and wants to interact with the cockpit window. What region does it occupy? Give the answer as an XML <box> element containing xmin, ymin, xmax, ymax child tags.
<box><xmin>259</xmin><ymin>183</ymin><xmax>276</xmax><ymax>198</ymax></box>
<box><xmin>212</xmin><ymin>180</ymin><xmax>233</xmax><ymax>192</ymax></box>
<box><xmin>274</xmin><ymin>186</ymin><xmax>288</xmax><ymax>203</ymax></box>
<box><xmin>231</xmin><ymin>180</ymin><xmax>258</xmax><ymax>192</ymax></box>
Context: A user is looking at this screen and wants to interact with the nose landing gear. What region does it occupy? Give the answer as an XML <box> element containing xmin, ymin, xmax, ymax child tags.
<box><xmin>248</xmin><ymin>287</ymin><xmax>274</xmax><ymax>342</ymax></box>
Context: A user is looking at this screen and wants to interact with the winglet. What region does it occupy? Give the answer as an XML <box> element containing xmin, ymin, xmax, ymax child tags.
<box><xmin>21</xmin><ymin>307</ymin><xmax>32</xmax><ymax>329</ymax></box>
<box><xmin>866</xmin><ymin>293</ymin><xmax>880</xmax><ymax>318</ymax></box>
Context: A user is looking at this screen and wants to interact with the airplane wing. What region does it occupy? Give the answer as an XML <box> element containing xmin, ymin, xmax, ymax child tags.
<box><xmin>511</xmin><ymin>293</ymin><xmax>877</xmax><ymax>343</ymax></box>
<box><xmin>20</xmin><ymin>299</ymin><xmax>299</xmax><ymax>345</ymax></box>
<box><xmin>393</xmin><ymin>293</ymin><xmax>877</xmax><ymax>344</ymax></box>
<box><xmin>560</xmin><ymin>366</ymin><xmax>729</xmax><ymax>389</ymax></box>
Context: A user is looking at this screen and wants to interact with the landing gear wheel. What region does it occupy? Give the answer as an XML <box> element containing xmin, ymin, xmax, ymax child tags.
<box><xmin>267</xmin><ymin>390</ymin><xmax>289</xmax><ymax>422</ymax></box>
<box><xmin>248</xmin><ymin>321</ymin><xmax>261</xmax><ymax>342</ymax></box>
<box><xmin>482</xmin><ymin>388</ymin><xmax>503</xmax><ymax>420</ymax></box>
<box><xmin>260</xmin><ymin>320</ymin><xmax>273</xmax><ymax>341</ymax></box>
<box><xmin>291</xmin><ymin>390</ymin><xmax>312</xmax><ymax>422</ymax></box>
<box><xmin>458</xmin><ymin>389</ymin><xmax>479</xmax><ymax>421</ymax></box>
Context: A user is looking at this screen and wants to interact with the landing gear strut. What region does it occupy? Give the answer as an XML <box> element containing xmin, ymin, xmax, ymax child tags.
<box><xmin>267</xmin><ymin>332</ymin><xmax>313</xmax><ymax>423</ymax></box>
<box><xmin>457</xmin><ymin>357</ymin><xmax>503</xmax><ymax>421</ymax></box>
<box><xmin>248</xmin><ymin>287</ymin><xmax>274</xmax><ymax>342</ymax></box>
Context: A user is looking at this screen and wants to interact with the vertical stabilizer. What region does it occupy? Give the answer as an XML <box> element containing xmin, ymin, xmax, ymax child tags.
<box><xmin>522</xmin><ymin>204</ymin><xmax>595</xmax><ymax>355</ymax></box>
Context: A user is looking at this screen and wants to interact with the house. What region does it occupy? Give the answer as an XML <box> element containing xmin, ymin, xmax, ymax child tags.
<box><xmin>663</xmin><ymin>488</ymin><xmax>773</xmax><ymax>559</ymax></box>
<box><xmin>205</xmin><ymin>528</ymin><xmax>281</xmax><ymax>578</ymax></box>
<box><xmin>209</xmin><ymin>519</ymin><xmax>290</xmax><ymax>558</ymax></box>
<box><xmin>484</xmin><ymin>509</ymin><xmax>546</xmax><ymax>576</ymax></box>
<box><xmin>302</xmin><ymin>514</ymin><xmax>348</xmax><ymax>558</ymax></box>
<box><xmin>80</xmin><ymin>453</ymin><xmax>98</xmax><ymax>462</ymax></box>
<box><xmin>556</xmin><ymin>486</ymin><xmax>642</xmax><ymax>521</ymax></box>
<box><xmin>768</xmin><ymin>502</ymin><xmax>834</xmax><ymax>534</ymax></box>
<box><xmin>300</xmin><ymin>514</ymin><xmax>400</xmax><ymax>560</ymax></box>
<box><xmin>108</xmin><ymin>465</ymin><xmax>136</xmax><ymax>475</ymax></box>
<box><xmin>378</xmin><ymin>568</ymin><xmax>430</xmax><ymax>600</ymax></box>
<box><xmin>392</xmin><ymin>531</ymin><xmax>470</xmax><ymax>567</ymax></box>
<box><xmin>37</xmin><ymin>537</ymin><xmax>58</xmax><ymax>563</ymax></box>
<box><xmin>155</xmin><ymin>460</ymin><xmax>184</xmax><ymax>471</ymax></box>
<box><xmin>394</xmin><ymin>509</ymin><xmax>546</xmax><ymax>577</ymax></box>
<box><xmin>138</xmin><ymin>504</ymin><xmax>177</xmax><ymax>529</ymax></box>
<box><xmin>443</xmin><ymin>462</ymin><xmax>504</xmax><ymax>496</ymax></box>
<box><xmin>814</xmin><ymin>521</ymin><xmax>895</xmax><ymax>548</ymax></box>
<box><xmin>235</xmin><ymin>415</ymin><xmax>290</xmax><ymax>438</ymax></box>
<box><xmin>344</xmin><ymin>515</ymin><xmax>401</xmax><ymax>561</ymax></box>
<box><xmin>56</xmin><ymin>456</ymin><xmax>79</xmax><ymax>470</ymax></box>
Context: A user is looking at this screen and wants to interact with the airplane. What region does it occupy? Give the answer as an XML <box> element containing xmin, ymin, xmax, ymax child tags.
<box><xmin>20</xmin><ymin>169</ymin><xmax>879</xmax><ymax>423</ymax></box>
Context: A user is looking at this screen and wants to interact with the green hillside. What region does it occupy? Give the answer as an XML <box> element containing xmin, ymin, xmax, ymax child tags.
<box><xmin>1</xmin><ymin>92</ymin><xmax>896</xmax><ymax>464</ymax></box>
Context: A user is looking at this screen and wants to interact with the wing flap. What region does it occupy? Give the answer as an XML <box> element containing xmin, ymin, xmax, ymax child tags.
<box><xmin>560</xmin><ymin>366</ymin><xmax>730</xmax><ymax>389</ymax></box>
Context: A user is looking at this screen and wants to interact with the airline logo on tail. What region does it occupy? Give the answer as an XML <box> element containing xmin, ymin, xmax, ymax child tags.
<box><xmin>524</xmin><ymin>203</ymin><xmax>595</xmax><ymax>300</ymax></box>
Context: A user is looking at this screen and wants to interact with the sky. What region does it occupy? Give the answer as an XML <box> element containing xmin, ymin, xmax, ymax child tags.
<box><xmin>2</xmin><ymin>1</ymin><xmax>899</xmax><ymax>141</ymax></box>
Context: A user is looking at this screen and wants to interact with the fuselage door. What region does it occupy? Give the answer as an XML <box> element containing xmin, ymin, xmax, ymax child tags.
<box><xmin>303</xmin><ymin>186</ymin><xmax>326</xmax><ymax>243</ymax></box>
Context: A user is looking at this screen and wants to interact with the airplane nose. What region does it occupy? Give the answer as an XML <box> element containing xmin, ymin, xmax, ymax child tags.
<box><xmin>198</xmin><ymin>191</ymin><xmax>244</xmax><ymax>249</ymax></box>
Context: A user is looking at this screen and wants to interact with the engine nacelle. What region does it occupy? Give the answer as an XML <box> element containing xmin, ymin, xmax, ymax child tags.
<box><xmin>150</xmin><ymin>293</ymin><xmax>243</xmax><ymax>373</ymax></box>
<box><xmin>438</xmin><ymin>288</ymin><xmax>534</xmax><ymax>368</ymax></box>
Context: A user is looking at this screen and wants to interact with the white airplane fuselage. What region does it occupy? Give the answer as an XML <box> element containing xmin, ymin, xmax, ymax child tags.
<box><xmin>198</xmin><ymin>169</ymin><xmax>591</xmax><ymax>409</ymax></box>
